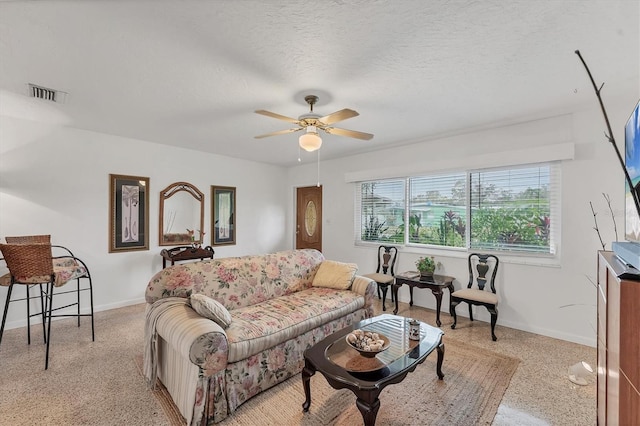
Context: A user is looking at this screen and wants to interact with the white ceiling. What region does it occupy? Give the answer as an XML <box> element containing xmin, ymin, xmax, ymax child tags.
<box><xmin>0</xmin><ymin>1</ymin><xmax>638</xmax><ymax>167</ymax></box>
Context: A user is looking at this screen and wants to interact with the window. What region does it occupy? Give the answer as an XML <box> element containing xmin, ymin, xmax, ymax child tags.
<box><xmin>356</xmin><ymin>180</ymin><xmax>405</xmax><ymax>243</ymax></box>
<box><xmin>408</xmin><ymin>173</ymin><xmax>466</xmax><ymax>247</ymax></box>
<box><xmin>355</xmin><ymin>162</ymin><xmax>559</xmax><ymax>255</ymax></box>
<box><xmin>470</xmin><ymin>164</ymin><xmax>555</xmax><ymax>253</ymax></box>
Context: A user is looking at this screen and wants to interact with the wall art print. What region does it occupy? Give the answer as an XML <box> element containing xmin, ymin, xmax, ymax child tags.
<box><xmin>211</xmin><ymin>185</ymin><xmax>236</xmax><ymax>246</ymax></box>
<box><xmin>109</xmin><ymin>174</ymin><xmax>150</xmax><ymax>252</ymax></box>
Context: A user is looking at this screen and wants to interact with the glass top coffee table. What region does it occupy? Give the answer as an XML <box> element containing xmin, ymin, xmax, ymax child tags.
<box><xmin>302</xmin><ymin>314</ymin><xmax>444</xmax><ymax>426</ymax></box>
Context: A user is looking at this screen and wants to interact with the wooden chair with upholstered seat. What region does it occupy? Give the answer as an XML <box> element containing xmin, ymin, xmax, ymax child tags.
<box><xmin>450</xmin><ymin>253</ymin><xmax>500</xmax><ymax>341</ymax></box>
<box><xmin>362</xmin><ymin>245</ymin><xmax>398</xmax><ymax>311</ymax></box>
<box><xmin>0</xmin><ymin>238</ymin><xmax>95</xmax><ymax>369</ymax></box>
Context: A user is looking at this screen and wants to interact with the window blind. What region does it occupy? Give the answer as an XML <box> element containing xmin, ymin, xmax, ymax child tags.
<box><xmin>469</xmin><ymin>162</ymin><xmax>559</xmax><ymax>253</ymax></box>
<box><xmin>355</xmin><ymin>179</ymin><xmax>405</xmax><ymax>243</ymax></box>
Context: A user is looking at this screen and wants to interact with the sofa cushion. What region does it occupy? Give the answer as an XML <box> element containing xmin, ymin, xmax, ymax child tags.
<box><xmin>146</xmin><ymin>249</ymin><xmax>325</xmax><ymax>308</ymax></box>
<box><xmin>225</xmin><ymin>287</ymin><xmax>364</xmax><ymax>362</ymax></box>
<box><xmin>312</xmin><ymin>260</ymin><xmax>358</xmax><ymax>290</ymax></box>
<box><xmin>190</xmin><ymin>293</ymin><xmax>232</xmax><ymax>328</ymax></box>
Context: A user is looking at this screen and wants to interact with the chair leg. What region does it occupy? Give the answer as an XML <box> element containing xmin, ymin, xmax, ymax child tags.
<box><xmin>44</xmin><ymin>281</ymin><xmax>54</xmax><ymax>370</ymax></box>
<box><xmin>0</xmin><ymin>283</ymin><xmax>14</xmax><ymax>346</ymax></box>
<box><xmin>488</xmin><ymin>306</ymin><xmax>498</xmax><ymax>341</ymax></box>
<box><xmin>379</xmin><ymin>283</ymin><xmax>388</xmax><ymax>311</ymax></box>
<box><xmin>39</xmin><ymin>284</ymin><xmax>46</xmax><ymax>343</ymax></box>
<box><xmin>76</xmin><ymin>279</ymin><xmax>81</xmax><ymax>327</ymax></box>
<box><xmin>26</xmin><ymin>285</ymin><xmax>31</xmax><ymax>345</ymax></box>
<box><xmin>450</xmin><ymin>300</ymin><xmax>458</xmax><ymax>329</ymax></box>
<box><xmin>88</xmin><ymin>276</ymin><xmax>95</xmax><ymax>341</ymax></box>
<box><xmin>468</xmin><ymin>304</ymin><xmax>474</xmax><ymax>322</ymax></box>
<box><xmin>376</xmin><ymin>283</ymin><xmax>381</xmax><ymax>300</ymax></box>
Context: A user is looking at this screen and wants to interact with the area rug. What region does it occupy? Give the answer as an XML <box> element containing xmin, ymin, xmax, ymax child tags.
<box><xmin>137</xmin><ymin>337</ymin><xmax>520</xmax><ymax>426</ymax></box>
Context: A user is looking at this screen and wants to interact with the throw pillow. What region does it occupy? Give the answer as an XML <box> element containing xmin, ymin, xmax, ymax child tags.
<box><xmin>189</xmin><ymin>293</ymin><xmax>232</xmax><ymax>329</ymax></box>
<box><xmin>312</xmin><ymin>260</ymin><xmax>358</xmax><ymax>290</ymax></box>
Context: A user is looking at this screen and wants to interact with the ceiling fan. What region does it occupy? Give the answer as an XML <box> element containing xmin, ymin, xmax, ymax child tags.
<box><xmin>254</xmin><ymin>95</ymin><xmax>374</xmax><ymax>152</ymax></box>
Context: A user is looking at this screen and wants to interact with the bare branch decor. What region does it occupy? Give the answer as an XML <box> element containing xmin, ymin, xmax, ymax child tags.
<box><xmin>575</xmin><ymin>50</ymin><xmax>640</xmax><ymax>219</ymax></box>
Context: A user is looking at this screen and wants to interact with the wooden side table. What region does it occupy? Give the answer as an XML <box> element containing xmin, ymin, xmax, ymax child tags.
<box><xmin>392</xmin><ymin>273</ymin><xmax>455</xmax><ymax>326</ymax></box>
<box><xmin>160</xmin><ymin>245</ymin><xmax>215</xmax><ymax>269</ymax></box>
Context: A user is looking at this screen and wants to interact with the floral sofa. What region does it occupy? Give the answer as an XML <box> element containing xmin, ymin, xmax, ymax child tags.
<box><xmin>143</xmin><ymin>249</ymin><xmax>375</xmax><ymax>425</ymax></box>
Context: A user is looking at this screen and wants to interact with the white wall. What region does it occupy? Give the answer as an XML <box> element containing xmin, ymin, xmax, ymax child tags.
<box><xmin>287</xmin><ymin>93</ymin><xmax>638</xmax><ymax>347</ymax></box>
<box><xmin>0</xmin><ymin>115</ymin><xmax>290</xmax><ymax>330</ymax></box>
<box><xmin>2</xmin><ymin>92</ymin><xmax>637</xmax><ymax>346</ymax></box>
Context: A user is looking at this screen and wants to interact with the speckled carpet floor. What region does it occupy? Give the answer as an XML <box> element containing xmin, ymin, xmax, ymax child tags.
<box><xmin>140</xmin><ymin>336</ymin><xmax>518</xmax><ymax>426</ymax></box>
<box><xmin>0</xmin><ymin>299</ymin><xmax>596</xmax><ymax>425</ymax></box>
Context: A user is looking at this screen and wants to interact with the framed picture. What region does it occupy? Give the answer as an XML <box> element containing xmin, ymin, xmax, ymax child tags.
<box><xmin>109</xmin><ymin>174</ymin><xmax>150</xmax><ymax>252</ymax></box>
<box><xmin>211</xmin><ymin>185</ymin><xmax>236</xmax><ymax>246</ymax></box>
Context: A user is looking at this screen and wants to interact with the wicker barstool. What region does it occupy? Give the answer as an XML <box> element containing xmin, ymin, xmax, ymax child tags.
<box><xmin>0</xmin><ymin>241</ymin><xmax>95</xmax><ymax>369</ymax></box>
<box><xmin>4</xmin><ymin>234</ymin><xmax>50</xmax><ymax>244</ymax></box>
<box><xmin>2</xmin><ymin>235</ymin><xmax>51</xmax><ymax>343</ymax></box>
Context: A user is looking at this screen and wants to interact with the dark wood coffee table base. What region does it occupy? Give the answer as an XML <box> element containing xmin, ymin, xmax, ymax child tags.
<box><xmin>302</xmin><ymin>343</ymin><xmax>444</xmax><ymax>426</ymax></box>
<box><xmin>301</xmin><ymin>315</ymin><xmax>444</xmax><ymax>426</ymax></box>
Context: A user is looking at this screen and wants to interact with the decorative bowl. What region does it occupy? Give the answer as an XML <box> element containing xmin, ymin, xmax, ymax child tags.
<box><xmin>345</xmin><ymin>330</ymin><xmax>390</xmax><ymax>358</ymax></box>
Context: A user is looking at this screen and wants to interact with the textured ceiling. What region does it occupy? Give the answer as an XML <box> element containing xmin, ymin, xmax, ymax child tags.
<box><xmin>0</xmin><ymin>0</ymin><xmax>638</xmax><ymax>166</ymax></box>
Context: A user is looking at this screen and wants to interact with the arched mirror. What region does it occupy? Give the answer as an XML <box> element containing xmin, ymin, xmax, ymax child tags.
<box><xmin>159</xmin><ymin>182</ymin><xmax>205</xmax><ymax>246</ymax></box>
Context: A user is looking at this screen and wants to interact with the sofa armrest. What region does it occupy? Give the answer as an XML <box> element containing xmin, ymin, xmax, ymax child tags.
<box><xmin>155</xmin><ymin>304</ymin><xmax>229</xmax><ymax>376</ymax></box>
<box><xmin>351</xmin><ymin>275</ymin><xmax>376</xmax><ymax>318</ymax></box>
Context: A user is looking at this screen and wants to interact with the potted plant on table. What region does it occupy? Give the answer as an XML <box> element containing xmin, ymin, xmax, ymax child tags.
<box><xmin>416</xmin><ymin>256</ymin><xmax>437</xmax><ymax>279</ymax></box>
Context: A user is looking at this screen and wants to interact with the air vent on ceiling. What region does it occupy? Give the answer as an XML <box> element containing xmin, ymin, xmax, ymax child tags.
<box><xmin>28</xmin><ymin>83</ymin><xmax>67</xmax><ymax>104</ymax></box>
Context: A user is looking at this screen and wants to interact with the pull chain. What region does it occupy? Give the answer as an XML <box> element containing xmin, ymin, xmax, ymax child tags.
<box><xmin>317</xmin><ymin>149</ymin><xmax>320</xmax><ymax>187</ymax></box>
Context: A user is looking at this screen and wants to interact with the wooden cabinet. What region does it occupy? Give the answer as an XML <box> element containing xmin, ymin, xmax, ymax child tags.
<box><xmin>160</xmin><ymin>245</ymin><xmax>214</xmax><ymax>269</ymax></box>
<box><xmin>597</xmin><ymin>251</ymin><xmax>640</xmax><ymax>425</ymax></box>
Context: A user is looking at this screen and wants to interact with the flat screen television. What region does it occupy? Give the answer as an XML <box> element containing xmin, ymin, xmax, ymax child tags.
<box><xmin>624</xmin><ymin>99</ymin><xmax>640</xmax><ymax>243</ymax></box>
<box><xmin>613</xmin><ymin>98</ymin><xmax>640</xmax><ymax>272</ymax></box>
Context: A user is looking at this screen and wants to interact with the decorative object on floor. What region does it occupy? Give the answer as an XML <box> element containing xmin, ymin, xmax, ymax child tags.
<box><xmin>451</xmin><ymin>253</ymin><xmax>500</xmax><ymax>341</ymax></box>
<box><xmin>109</xmin><ymin>174</ymin><xmax>150</xmax><ymax>252</ymax></box>
<box><xmin>211</xmin><ymin>185</ymin><xmax>236</xmax><ymax>245</ymax></box>
<box><xmin>159</xmin><ymin>181</ymin><xmax>204</xmax><ymax>247</ymax></box>
<box><xmin>139</xmin><ymin>337</ymin><xmax>519</xmax><ymax>426</ymax></box>
<box><xmin>0</xmin><ymin>240</ymin><xmax>94</xmax><ymax>369</ymax></box>
<box><xmin>568</xmin><ymin>361</ymin><xmax>594</xmax><ymax>386</ymax></box>
<box><xmin>363</xmin><ymin>245</ymin><xmax>398</xmax><ymax>311</ymax></box>
<box><xmin>254</xmin><ymin>94</ymin><xmax>374</xmax><ymax>152</ymax></box>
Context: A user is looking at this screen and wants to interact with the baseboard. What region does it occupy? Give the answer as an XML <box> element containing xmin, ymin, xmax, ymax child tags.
<box><xmin>395</xmin><ymin>294</ymin><xmax>597</xmax><ymax>348</ymax></box>
<box><xmin>1</xmin><ymin>297</ymin><xmax>146</xmax><ymax>331</ymax></box>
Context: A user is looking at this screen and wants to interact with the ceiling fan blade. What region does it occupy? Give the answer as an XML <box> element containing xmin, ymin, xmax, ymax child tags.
<box><xmin>254</xmin><ymin>127</ymin><xmax>303</xmax><ymax>139</ymax></box>
<box><xmin>255</xmin><ymin>109</ymin><xmax>300</xmax><ymax>124</ymax></box>
<box><xmin>323</xmin><ymin>127</ymin><xmax>374</xmax><ymax>140</ymax></box>
<box><xmin>318</xmin><ymin>108</ymin><xmax>359</xmax><ymax>125</ymax></box>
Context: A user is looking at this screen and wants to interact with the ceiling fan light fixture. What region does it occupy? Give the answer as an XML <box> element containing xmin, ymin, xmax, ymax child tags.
<box><xmin>299</xmin><ymin>126</ymin><xmax>322</xmax><ymax>152</ymax></box>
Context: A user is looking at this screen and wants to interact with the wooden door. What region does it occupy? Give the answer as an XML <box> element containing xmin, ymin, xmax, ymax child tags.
<box><xmin>296</xmin><ymin>185</ymin><xmax>322</xmax><ymax>251</ymax></box>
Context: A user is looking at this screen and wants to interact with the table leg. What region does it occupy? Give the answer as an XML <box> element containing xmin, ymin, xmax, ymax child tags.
<box><xmin>447</xmin><ymin>283</ymin><xmax>454</xmax><ymax>316</ymax></box>
<box><xmin>409</xmin><ymin>285</ymin><xmax>414</xmax><ymax>306</ymax></box>
<box><xmin>436</xmin><ymin>341</ymin><xmax>445</xmax><ymax>380</ymax></box>
<box><xmin>431</xmin><ymin>288</ymin><xmax>443</xmax><ymax>327</ymax></box>
<box><xmin>392</xmin><ymin>283</ymin><xmax>401</xmax><ymax>315</ymax></box>
<box><xmin>302</xmin><ymin>361</ymin><xmax>316</xmax><ymax>412</ymax></box>
<box><xmin>356</xmin><ymin>396</ymin><xmax>381</xmax><ymax>426</ymax></box>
